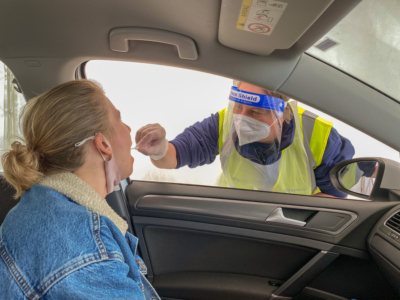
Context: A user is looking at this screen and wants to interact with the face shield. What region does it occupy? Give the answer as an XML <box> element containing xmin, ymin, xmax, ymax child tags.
<box><xmin>224</xmin><ymin>86</ymin><xmax>285</xmax><ymax>165</ymax></box>
<box><xmin>218</xmin><ymin>86</ymin><xmax>314</xmax><ymax>194</ymax></box>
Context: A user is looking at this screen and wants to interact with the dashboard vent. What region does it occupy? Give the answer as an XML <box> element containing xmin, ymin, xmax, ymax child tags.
<box><xmin>386</xmin><ymin>212</ymin><xmax>400</xmax><ymax>234</ymax></box>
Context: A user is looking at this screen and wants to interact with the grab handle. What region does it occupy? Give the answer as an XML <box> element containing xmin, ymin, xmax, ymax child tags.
<box><xmin>266</xmin><ymin>208</ymin><xmax>306</xmax><ymax>227</ymax></box>
<box><xmin>110</xmin><ymin>28</ymin><xmax>198</xmax><ymax>60</ymax></box>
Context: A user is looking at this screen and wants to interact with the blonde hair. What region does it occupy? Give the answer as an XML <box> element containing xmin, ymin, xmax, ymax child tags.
<box><xmin>1</xmin><ymin>80</ymin><xmax>110</xmax><ymax>198</ymax></box>
<box><xmin>234</xmin><ymin>80</ymin><xmax>293</xmax><ymax>123</ymax></box>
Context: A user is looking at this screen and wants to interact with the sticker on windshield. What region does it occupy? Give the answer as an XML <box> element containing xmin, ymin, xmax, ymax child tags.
<box><xmin>236</xmin><ymin>0</ymin><xmax>288</xmax><ymax>36</ymax></box>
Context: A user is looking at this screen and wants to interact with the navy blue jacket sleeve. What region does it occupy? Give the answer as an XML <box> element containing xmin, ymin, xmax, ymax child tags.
<box><xmin>314</xmin><ymin>128</ymin><xmax>355</xmax><ymax>197</ymax></box>
<box><xmin>357</xmin><ymin>161</ymin><xmax>376</xmax><ymax>177</ymax></box>
<box><xmin>169</xmin><ymin>112</ymin><xmax>220</xmax><ymax>169</ymax></box>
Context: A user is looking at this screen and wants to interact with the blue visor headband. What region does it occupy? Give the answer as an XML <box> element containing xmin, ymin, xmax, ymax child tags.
<box><xmin>229</xmin><ymin>86</ymin><xmax>285</xmax><ymax>112</ymax></box>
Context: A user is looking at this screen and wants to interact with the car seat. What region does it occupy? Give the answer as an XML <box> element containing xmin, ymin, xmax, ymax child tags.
<box><xmin>0</xmin><ymin>176</ymin><xmax>19</xmax><ymax>226</ymax></box>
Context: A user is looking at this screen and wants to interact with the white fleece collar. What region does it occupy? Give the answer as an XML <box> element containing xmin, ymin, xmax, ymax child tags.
<box><xmin>39</xmin><ymin>172</ymin><xmax>128</xmax><ymax>235</ymax></box>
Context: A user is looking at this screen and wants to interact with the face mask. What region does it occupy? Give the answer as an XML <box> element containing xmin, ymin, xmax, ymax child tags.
<box><xmin>75</xmin><ymin>133</ymin><xmax>121</xmax><ymax>195</ymax></box>
<box><xmin>232</xmin><ymin>114</ymin><xmax>277</xmax><ymax>146</ymax></box>
<box><xmin>97</xmin><ymin>138</ymin><xmax>121</xmax><ymax>194</ymax></box>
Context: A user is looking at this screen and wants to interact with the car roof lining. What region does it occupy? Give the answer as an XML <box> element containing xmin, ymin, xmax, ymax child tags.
<box><xmin>0</xmin><ymin>0</ymin><xmax>361</xmax><ymax>96</ymax></box>
<box><xmin>1</xmin><ymin>0</ymin><xmax>399</xmax><ymax>151</ymax></box>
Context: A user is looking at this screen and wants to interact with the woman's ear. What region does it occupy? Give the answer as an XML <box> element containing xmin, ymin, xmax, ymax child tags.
<box><xmin>94</xmin><ymin>133</ymin><xmax>112</xmax><ymax>161</ymax></box>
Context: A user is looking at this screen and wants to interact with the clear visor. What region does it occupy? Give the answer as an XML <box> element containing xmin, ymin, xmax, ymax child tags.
<box><xmin>227</xmin><ymin>87</ymin><xmax>285</xmax><ymax>159</ymax></box>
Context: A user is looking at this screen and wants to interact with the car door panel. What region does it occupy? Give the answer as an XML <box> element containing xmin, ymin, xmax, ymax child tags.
<box><xmin>143</xmin><ymin>225</ymin><xmax>317</xmax><ymax>278</ymax></box>
<box><xmin>127</xmin><ymin>181</ymin><xmax>396</xmax><ymax>250</ymax></box>
<box><xmin>124</xmin><ymin>180</ymin><xmax>398</xmax><ymax>299</ymax></box>
<box><xmin>153</xmin><ymin>272</ymin><xmax>281</xmax><ymax>300</ymax></box>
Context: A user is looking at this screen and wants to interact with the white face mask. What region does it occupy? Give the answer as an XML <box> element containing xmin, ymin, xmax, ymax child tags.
<box><xmin>98</xmin><ymin>137</ymin><xmax>121</xmax><ymax>195</ymax></box>
<box><xmin>232</xmin><ymin>114</ymin><xmax>277</xmax><ymax>146</ymax></box>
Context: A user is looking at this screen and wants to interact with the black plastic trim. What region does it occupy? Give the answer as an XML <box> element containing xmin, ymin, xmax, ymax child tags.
<box><xmin>383</xmin><ymin>210</ymin><xmax>400</xmax><ymax>241</ymax></box>
<box><xmin>367</xmin><ymin>204</ymin><xmax>400</xmax><ymax>297</ymax></box>
<box><xmin>133</xmin><ymin>216</ymin><xmax>369</xmax><ymax>259</ymax></box>
<box><xmin>137</xmin><ymin>195</ymin><xmax>357</xmax><ymax>235</ymax></box>
<box><xmin>329</xmin><ymin>157</ymin><xmax>388</xmax><ymax>201</ymax></box>
<box><xmin>127</xmin><ymin>180</ymin><xmax>397</xmax><ymax>252</ymax></box>
<box><xmin>273</xmin><ymin>251</ymin><xmax>339</xmax><ymax>298</ymax></box>
<box><xmin>75</xmin><ymin>61</ymin><xmax>88</xmax><ymax>79</ymax></box>
<box><xmin>153</xmin><ymin>272</ymin><xmax>278</xmax><ymax>300</ymax></box>
<box><xmin>370</xmin><ymin>235</ymin><xmax>400</xmax><ymax>270</ymax></box>
<box><xmin>369</xmin><ymin>247</ymin><xmax>400</xmax><ymax>297</ymax></box>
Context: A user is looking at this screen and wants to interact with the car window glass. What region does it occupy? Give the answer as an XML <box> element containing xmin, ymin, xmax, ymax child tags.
<box><xmin>0</xmin><ymin>62</ymin><xmax>25</xmax><ymax>172</ymax></box>
<box><xmin>299</xmin><ymin>103</ymin><xmax>400</xmax><ymax>162</ymax></box>
<box><xmin>87</xmin><ymin>60</ymin><xmax>230</xmax><ymax>186</ymax></box>
<box><xmin>306</xmin><ymin>0</ymin><xmax>400</xmax><ymax>102</ymax></box>
<box><xmin>86</xmin><ymin>60</ymin><xmax>399</xmax><ymax>199</ymax></box>
<box><xmin>297</xmin><ymin>103</ymin><xmax>399</xmax><ymax>200</ymax></box>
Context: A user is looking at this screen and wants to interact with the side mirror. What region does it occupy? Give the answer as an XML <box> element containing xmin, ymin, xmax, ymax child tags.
<box><xmin>330</xmin><ymin>158</ymin><xmax>400</xmax><ymax>201</ymax></box>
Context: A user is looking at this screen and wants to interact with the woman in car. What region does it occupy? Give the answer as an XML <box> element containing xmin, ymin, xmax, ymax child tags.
<box><xmin>0</xmin><ymin>80</ymin><xmax>160</xmax><ymax>299</ymax></box>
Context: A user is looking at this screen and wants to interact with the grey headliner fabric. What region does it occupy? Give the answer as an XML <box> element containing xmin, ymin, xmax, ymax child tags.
<box><xmin>0</xmin><ymin>0</ymin><xmax>399</xmax><ymax>151</ymax></box>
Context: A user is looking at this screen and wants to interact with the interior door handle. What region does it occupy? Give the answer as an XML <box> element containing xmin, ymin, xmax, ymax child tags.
<box><xmin>109</xmin><ymin>28</ymin><xmax>198</xmax><ymax>60</ymax></box>
<box><xmin>266</xmin><ymin>208</ymin><xmax>306</xmax><ymax>227</ymax></box>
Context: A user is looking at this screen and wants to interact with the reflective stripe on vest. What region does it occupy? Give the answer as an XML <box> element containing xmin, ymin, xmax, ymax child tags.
<box><xmin>217</xmin><ymin>106</ymin><xmax>333</xmax><ymax>193</ymax></box>
<box><xmin>298</xmin><ymin>107</ymin><xmax>333</xmax><ymax>193</ymax></box>
<box><xmin>297</xmin><ymin>107</ymin><xmax>333</xmax><ymax>168</ymax></box>
<box><xmin>218</xmin><ymin>108</ymin><xmax>226</xmax><ymax>152</ymax></box>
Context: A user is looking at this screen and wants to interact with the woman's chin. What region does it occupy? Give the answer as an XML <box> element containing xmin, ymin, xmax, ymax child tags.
<box><xmin>119</xmin><ymin>158</ymin><xmax>134</xmax><ymax>179</ymax></box>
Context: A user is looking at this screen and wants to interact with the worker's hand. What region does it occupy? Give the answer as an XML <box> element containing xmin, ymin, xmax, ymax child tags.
<box><xmin>135</xmin><ymin>124</ymin><xmax>169</xmax><ymax>160</ymax></box>
<box><xmin>313</xmin><ymin>193</ymin><xmax>338</xmax><ymax>198</ymax></box>
<box><xmin>371</xmin><ymin>165</ymin><xmax>379</xmax><ymax>179</ymax></box>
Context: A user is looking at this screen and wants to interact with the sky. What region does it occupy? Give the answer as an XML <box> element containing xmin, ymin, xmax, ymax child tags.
<box><xmin>85</xmin><ymin>60</ymin><xmax>400</xmax><ymax>188</ymax></box>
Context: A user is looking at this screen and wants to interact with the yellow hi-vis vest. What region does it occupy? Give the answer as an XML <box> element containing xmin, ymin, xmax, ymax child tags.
<box><xmin>338</xmin><ymin>163</ymin><xmax>363</xmax><ymax>191</ymax></box>
<box><xmin>217</xmin><ymin>102</ymin><xmax>333</xmax><ymax>195</ymax></box>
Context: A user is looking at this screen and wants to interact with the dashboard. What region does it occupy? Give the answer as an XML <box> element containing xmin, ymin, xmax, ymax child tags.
<box><xmin>369</xmin><ymin>204</ymin><xmax>400</xmax><ymax>295</ymax></box>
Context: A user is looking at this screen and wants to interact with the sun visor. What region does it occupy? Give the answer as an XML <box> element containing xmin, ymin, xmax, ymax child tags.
<box><xmin>218</xmin><ymin>0</ymin><xmax>335</xmax><ymax>55</ymax></box>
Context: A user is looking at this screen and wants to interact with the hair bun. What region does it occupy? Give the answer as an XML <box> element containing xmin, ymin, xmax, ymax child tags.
<box><xmin>1</xmin><ymin>141</ymin><xmax>43</xmax><ymax>198</ymax></box>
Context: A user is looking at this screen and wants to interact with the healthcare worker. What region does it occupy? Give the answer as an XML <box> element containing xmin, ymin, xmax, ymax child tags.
<box><xmin>135</xmin><ymin>81</ymin><xmax>356</xmax><ymax>197</ymax></box>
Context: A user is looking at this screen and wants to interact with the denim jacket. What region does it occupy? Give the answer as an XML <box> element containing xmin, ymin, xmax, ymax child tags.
<box><xmin>0</xmin><ymin>173</ymin><xmax>160</xmax><ymax>300</ymax></box>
